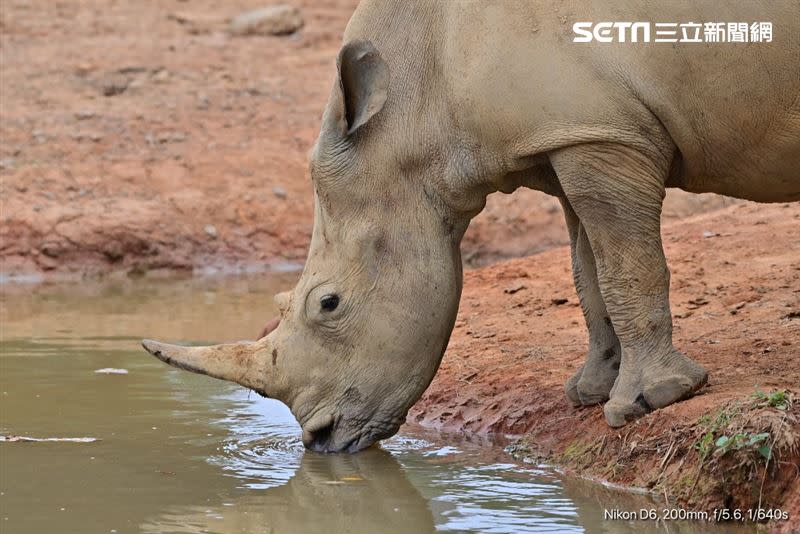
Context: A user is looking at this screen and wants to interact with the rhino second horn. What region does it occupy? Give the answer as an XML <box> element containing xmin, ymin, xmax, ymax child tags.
<box><xmin>141</xmin><ymin>338</ymin><xmax>270</xmax><ymax>394</ymax></box>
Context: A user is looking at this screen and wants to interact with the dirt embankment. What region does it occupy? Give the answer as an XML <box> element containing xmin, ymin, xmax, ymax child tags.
<box><xmin>411</xmin><ymin>202</ymin><xmax>800</xmax><ymax>531</ymax></box>
<box><xmin>0</xmin><ymin>0</ymin><xmax>738</xmax><ymax>280</ymax></box>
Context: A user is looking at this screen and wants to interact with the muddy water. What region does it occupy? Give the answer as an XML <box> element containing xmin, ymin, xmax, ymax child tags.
<box><xmin>1</xmin><ymin>275</ymin><xmax>751</xmax><ymax>533</ymax></box>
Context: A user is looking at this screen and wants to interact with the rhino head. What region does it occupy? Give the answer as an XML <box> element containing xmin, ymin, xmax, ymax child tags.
<box><xmin>143</xmin><ymin>40</ymin><xmax>472</xmax><ymax>453</ymax></box>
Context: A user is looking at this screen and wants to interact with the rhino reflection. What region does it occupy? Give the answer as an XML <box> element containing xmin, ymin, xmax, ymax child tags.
<box><xmin>141</xmin><ymin>448</ymin><xmax>435</xmax><ymax>534</ymax></box>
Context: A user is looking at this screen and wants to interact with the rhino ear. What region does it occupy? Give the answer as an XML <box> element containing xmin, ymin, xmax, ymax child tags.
<box><xmin>335</xmin><ymin>40</ymin><xmax>389</xmax><ymax>136</ymax></box>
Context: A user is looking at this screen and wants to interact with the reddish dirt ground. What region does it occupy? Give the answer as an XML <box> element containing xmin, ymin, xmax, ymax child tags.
<box><xmin>0</xmin><ymin>0</ymin><xmax>737</xmax><ymax>280</ymax></box>
<box><xmin>414</xmin><ymin>202</ymin><xmax>799</xmax><ymax>436</ymax></box>
<box><xmin>2</xmin><ymin>0</ymin><xmax>798</xmax><ymax>529</ymax></box>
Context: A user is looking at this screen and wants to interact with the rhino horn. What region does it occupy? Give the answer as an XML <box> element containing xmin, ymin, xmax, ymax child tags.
<box><xmin>141</xmin><ymin>338</ymin><xmax>272</xmax><ymax>395</ymax></box>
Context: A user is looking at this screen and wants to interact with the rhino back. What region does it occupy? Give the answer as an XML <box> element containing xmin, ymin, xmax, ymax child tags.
<box><xmin>347</xmin><ymin>1</ymin><xmax>799</xmax><ymax>201</ymax></box>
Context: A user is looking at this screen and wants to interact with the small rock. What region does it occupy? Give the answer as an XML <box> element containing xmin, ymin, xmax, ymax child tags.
<box><xmin>229</xmin><ymin>5</ymin><xmax>304</xmax><ymax>36</ymax></box>
<box><xmin>687</xmin><ymin>296</ymin><xmax>709</xmax><ymax>309</ymax></box>
<box><xmin>71</xmin><ymin>132</ymin><xmax>103</xmax><ymax>143</ymax></box>
<box><xmin>167</xmin><ymin>12</ymin><xmax>195</xmax><ymax>24</ymax></box>
<box><xmin>204</xmin><ymin>224</ymin><xmax>218</xmax><ymax>238</ymax></box>
<box><xmin>40</xmin><ymin>242</ymin><xmax>63</xmax><ymax>258</ymax></box>
<box><xmin>75</xmin><ymin>63</ymin><xmax>95</xmax><ymax>75</ymax></box>
<box><xmin>152</xmin><ymin>69</ymin><xmax>170</xmax><ymax>83</ymax></box>
<box><xmin>167</xmin><ymin>11</ymin><xmax>220</xmax><ymax>34</ymax></box>
<box><xmin>272</xmin><ymin>186</ymin><xmax>287</xmax><ymax>199</ymax></box>
<box><xmin>38</xmin><ymin>255</ymin><xmax>58</xmax><ymax>270</ymax></box>
<box><xmin>117</xmin><ymin>66</ymin><xmax>148</xmax><ymax>75</ymax></box>
<box><xmin>729</xmin><ymin>302</ymin><xmax>747</xmax><ymax>315</ymax></box>
<box><xmin>702</xmin><ymin>230</ymin><xmax>719</xmax><ymax>238</ymax></box>
<box><xmin>504</xmin><ymin>283</ymin><xmax>526</xmax><ymax>294</ymax></box>
<box><xmin>74</xmin><ymin>110</ymin><xmax>96</xmax><ymax>120</ymax></box>
<box><xmin>247</xmin><ymin>86</ymin><xmax>268</xmax><ymax>97</ymax></box>
<box><xmin>101</xmin><ymin>74</ymin><xmax>130</xmax><ymax>96</ymax></box>
<box><xmin>103</xmin><ymin>241</ymin><xmax>125</xmax><ymax>262</ymax></box>
<box><xmin>128</xmin><ymin>73</ymin><xmax>149</xmax><ymax>90</ymax></box>
<box><xmin>157</xmin><ymin>131</ymin><xmax>187</xmax><ymax>143</ymax></box>
<box><xmin>551</xmin><ymin>297</ymin><xmax>568</xmax><ymax>305</ymax></box>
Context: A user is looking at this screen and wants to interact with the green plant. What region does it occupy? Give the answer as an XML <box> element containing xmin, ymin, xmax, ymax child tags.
<box><xmin>751</xmin><ymin>387</ymin><xmax>790</xmax><ymax>411</ymax></box>
<box><xmin>694</xmin><ymin>406</ymin><xmax>739</xmax><ymax>458</ymax></box>
<box><xmin>693</xmin><ymin>403</ymin><xmax>774</xmax><ymax>461</ymax></box>
<box><xmin>695</xmin><ymin>431</ymin><xmax>714</xmax><ymax>459</ymax></box>
<box><xmin>714</xmin><ymin>432</ymin><xmax>772</xmax><ymax>460</ymax></box>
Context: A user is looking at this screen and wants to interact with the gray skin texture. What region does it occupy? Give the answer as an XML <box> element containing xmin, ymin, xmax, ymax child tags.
<box><xmin>143</xmin><ymin>1</ymin><xmax>800</xmax><ymax>452</ymax></box>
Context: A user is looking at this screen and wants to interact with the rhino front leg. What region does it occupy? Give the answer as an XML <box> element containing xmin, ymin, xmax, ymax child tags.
<box><xmin>552</xmin><ymin>143</ymin><xmax>708</xmax><ymax>427</ymax></box>
<box><xmin>560</xmin><ymin>197</ymin><xmax>621</xmax><ymax>406</ymax></box>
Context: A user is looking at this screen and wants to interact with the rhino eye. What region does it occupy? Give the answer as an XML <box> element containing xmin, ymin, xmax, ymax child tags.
<box><xmin>320</xmin><ymin>294</ymin><xmax>340</xmax><ymax>312</ymax></box>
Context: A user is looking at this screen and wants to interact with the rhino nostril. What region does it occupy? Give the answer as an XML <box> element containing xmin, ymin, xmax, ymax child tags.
<box><xmin>304</xmin><ymin>422</ymin><xmax>335</xmax><ymax>452</ymax></box>
<box><xmin>301</xmin><ymin>413</ymin><xmax>336</xmax><ymax>451</ymax></box>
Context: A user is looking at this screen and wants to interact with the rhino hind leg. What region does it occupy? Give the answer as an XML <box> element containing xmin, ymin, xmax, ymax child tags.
<box><xmin>552</xmin><ymin>143</ymin><xmax>707</xmax><ymax>427</ymax></box>
<box><xmin>561</xmin><ymin>198</ymin><xmax>621</xmax><ymax>407</ymax></box>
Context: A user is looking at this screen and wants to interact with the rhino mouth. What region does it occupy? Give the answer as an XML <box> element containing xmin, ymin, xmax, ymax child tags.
<box><xmin>302</xmin><ymin>418</ymin><xmax>362</xmax><ymax>453</ymax></box>
<box><xmin>301</xmin><ymin>414</ymin><xmax>402</xmax><ymax>453</ymax></box>
<box><xmin>306</xmin><ymin>426</ymin><xmax>356</xmax><ymax>453</ymax></box>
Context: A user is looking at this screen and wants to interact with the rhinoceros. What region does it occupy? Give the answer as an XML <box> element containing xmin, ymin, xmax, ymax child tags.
<box><xmin>143</xmin><ymin>1</ymin><xmax>800</xmax><ymax>452</ymax></box>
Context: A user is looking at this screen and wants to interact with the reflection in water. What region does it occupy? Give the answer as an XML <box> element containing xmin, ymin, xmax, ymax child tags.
<box><xmin>1</xmin><ymin>275</ymin><xmax>751</xmax><ymax>533</ymax></box>
<box><xmin>145</xmin><ymin>448</ymin><xmax>436</xmax><ymax>534</ymax></box>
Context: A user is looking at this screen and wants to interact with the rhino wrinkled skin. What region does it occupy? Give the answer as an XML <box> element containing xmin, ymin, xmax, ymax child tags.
<box><xmin>143</xmin><ymin>1</ymin><xmax>800</xmax><ymax>452</ymax></box>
